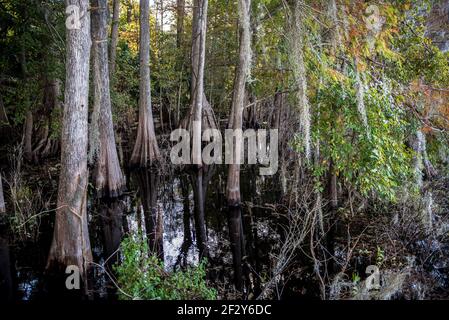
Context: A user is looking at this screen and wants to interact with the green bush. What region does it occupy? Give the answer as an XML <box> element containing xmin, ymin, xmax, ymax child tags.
<box><xmin>114</xmin><ymin>236</ymin><xmax>217</xmax><ymax>300</ymax></box>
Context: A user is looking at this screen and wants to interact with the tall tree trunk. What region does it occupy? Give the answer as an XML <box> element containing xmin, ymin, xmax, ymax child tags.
<box><xmin>47</xmin><ymin>0</ymin><xmax>92</xmax><ymax>281</ymax></box>
<box><xmin>180</xmin><ymin>0</ymin><xmax>217</xmax><ymax>153</ymax></box>
<box><xmin>287</xmin><ymin>0</ymin><xmax>311</xmax><ymax>160</ymax></box>
<box><xmin>130</xmin><ymin>0</ymin><xmax>161</xmax><ymax>167</ymax></box>
<box><xmin>20</xmin><ymin>44</ymin><xmax>34</xmax><ymax>163</ymax></box>
<box><xmin>109</xmin><ymin>0</ymin><xmax>120</xmax><ymax>76</ymax></box>
<box><xmin>226</xmin><ymin>0</ymin><xmax>252</xmax><ymax>207</ymax></box>
<box><xmin>91</xmin><ymin>0</ymin><xmax>126</xmax><ymax>198</ymax></box>
<box><xmin>0</xmin><ymin>173</ymin><xmax>5</xmax><ymax>214</ymax></box>
<box><xmin>176</xmin><ymin>0</ymin><xmax>185</xmax><ymax>49</ymax></box>
<box><xmin>226</xmin><ymin>0</ymin><xmax>251</xmax><ymax>292</ymax></box>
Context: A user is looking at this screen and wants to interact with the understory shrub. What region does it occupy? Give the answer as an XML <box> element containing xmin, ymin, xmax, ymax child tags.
<box><xmin>114</xmin><ymin>236</ymin><xmax>217</xmax><ymax>300</ymax></box>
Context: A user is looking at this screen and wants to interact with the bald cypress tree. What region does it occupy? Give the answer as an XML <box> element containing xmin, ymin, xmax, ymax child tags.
<box><xmin>47</xmin><ymin>0</ymin><xmax>92</xmax><ymax>278</ymax></box>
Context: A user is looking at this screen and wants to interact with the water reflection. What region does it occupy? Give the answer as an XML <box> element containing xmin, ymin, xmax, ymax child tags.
<box><xmin>0</xmin><ymin>231</ymin><xmax>14</xmax><ymax>301</ymax></box>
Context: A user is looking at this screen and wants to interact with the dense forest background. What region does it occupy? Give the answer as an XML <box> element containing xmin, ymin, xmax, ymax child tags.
<box><xmin>0</xmin><ymin>0</ymin><xmax>448</xmax><ymax>300</ymax></box>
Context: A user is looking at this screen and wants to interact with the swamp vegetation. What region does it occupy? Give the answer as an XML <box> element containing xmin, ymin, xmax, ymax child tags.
<box><xmin>0</xmin><ymin>0</ymin><xmax>448</xmax><ymax>301</ymax></box>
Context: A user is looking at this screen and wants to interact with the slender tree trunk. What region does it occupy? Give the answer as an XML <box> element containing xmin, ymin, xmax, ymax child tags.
<box><xmin>109</xmin><ymin>0</ymin><xmax>120</xmax><ymax>76</ymax></box>
<box><xmin>91</xmin><ymin>0</ymin><xmax>125</xmax><ymax>198</ymax></box>
<box><xmin>126</xmin><ymin>0</ymin><xmax>133</xmax><ymax>24</ymax></box>
<box><xmin>180</xmin><ymin>0</ymin><xmax>217</xmax><ymax>151</ymax></box>
<box><xmin>226</xmin><ymin>0</ymin><xmax>252</xmax><ymax>207</ymax></box>
<box><xmin>288</xmin><ymin>0</ymin><xmax>311</xmax><ymax>160</ymax></box>
<box><xmin>176</xmin><ymin>0</ymin><xmax>185</xmax><ymax>49</ymax></box>
<box><xmin>47</xmin><ymin>0</ymin><xmax>92</xmax><ymax>280</ymax></box>
<box><xmin>0</xmin><ymin>173</ymin><xmax>5</xmax><ymax>214</ymax></box>
<box><xmin>130</xmin><ymin>0</ymin><xmax>161</xmax><ymax>167</ymax></box>
<box><xmin>225</xmin><ymin>0</ymin><xmax>251</xmax><ymax>292</ymax></box>
<box><xmin>20</xmin><ymin>44</ymin><xmax>34</xmax><ymax>163</ymax></box>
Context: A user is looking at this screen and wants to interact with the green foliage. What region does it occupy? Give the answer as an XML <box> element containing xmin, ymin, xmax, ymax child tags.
<box><xmin>114</xmin><ymin>236</ymin><xmax>217</xmax><ymax>300</ymax></box>
<box><xmin>307</xmin><ymin>65</ymin><xmax>413</xmax><ymax>201</ymax></box>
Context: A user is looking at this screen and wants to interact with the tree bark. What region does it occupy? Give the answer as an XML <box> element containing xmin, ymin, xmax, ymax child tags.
<box><xmin>180</xmin><ymin>0</ymin><xmax>217</xmax><ymax>164</ymax></box>
<box><xmin>226</xmin><ymin>0</ymin><xmax>252</xmax><ymax>207</ymax></box>
<box><xmin>176</xmin><ymin>0</ymin><xmax>185</xmax><ymax>49</ymax></box>
<box><xmin>47</xmin><ymin>0</ymin><xmax>93</xmax><ymax>280</ymax></box>
<box><xmin>288</xmin><ymin>0</ymin><xmax>311</xmax><ymax>160</ymax></box>
<box><xmin>130</xmin><ymin>0</ymin><xmax>161</xmax><ymax>167</ymax></box>
<box><xmin>109</xmin><ymin>0</ymin><xmax>120</xmax><ymax>76</ymax></box>
<box><xmin>91</xmin><ymin>0</ymin><xmax>126</xmax><ymax>198</ymax></box>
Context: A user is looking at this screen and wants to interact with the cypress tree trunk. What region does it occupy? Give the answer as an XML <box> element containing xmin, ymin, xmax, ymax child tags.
<box><xmin>226</xmin><ymin>0</ymin><xmax>252</xmax><ymax>207</ymax></box>
<box><xmin>47</xmin><ymin>0</ymin><xmax>92</xmax><ymax>279</ymax></box>
<box><xmin>109</xmin><ymin>0</ymin><xmax>120</xmax><ymax>76</ymax></box>
<box><xmin>130</xmin><ymin>0</ymin><xmax>161</xmax><ymax>167</ymax></box>
<box><xmin>176</xmin><ymin>0</ymin><xmax>185</xmax><ymax>49</ymax></box>
<box><xmin>91</xmin><ymin>0</ymin><xmax>125</xmax><ymax>198</ymax></box>
<box><xmin>226</xmin><ymin>0</ymin><xmax>251</xmax><ymax>291</ymax></box>
<box><xmin>180</xmin><ymin>0</ymin><xmax>217</xmax><ymax>153</ymax></box>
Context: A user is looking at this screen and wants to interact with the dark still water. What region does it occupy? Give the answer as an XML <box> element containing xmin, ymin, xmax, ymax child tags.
<box><xmin>0</xmin><ymin>166</ymin><xmax>295</xmax><ymax>300</ymax></box>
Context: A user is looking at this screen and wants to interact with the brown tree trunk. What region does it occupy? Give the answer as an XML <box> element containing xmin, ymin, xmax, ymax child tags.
<box><xmin>226</xmin><ymin>0</ymin><xmax>252</xmax><ymax>207</ymax></box>
<box><xmin>47</xmin><ymin>0</ymin><xmax>93</xmax><ymax>281</ymax></box>
<box><xmin>91</xmin><ymin>0</ymin><xmax>126</xmax><ymax>198</ymax></box>
<box><xmin>176</xmin><ymin>0</ymin><xmax>185</xmax><ymax>49</ymax></box>
<box><xmin>0</xmin><ymin>173</ymin><xmax>5</xmax><ymax>214</ymax></box>
<box><xmin>109</xmin><ymin>0</ymin><xmax>120</xmax><ymax>76</ymax></box>
<box><xmin>180</xmin><ymin>0</ymin><xmax>217</xmax><ymax>164</ymax></box>
<box><xmin>130</xmin><ymin>0</ymin><xmax>161</xmax><ymax>167</ymax></box>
